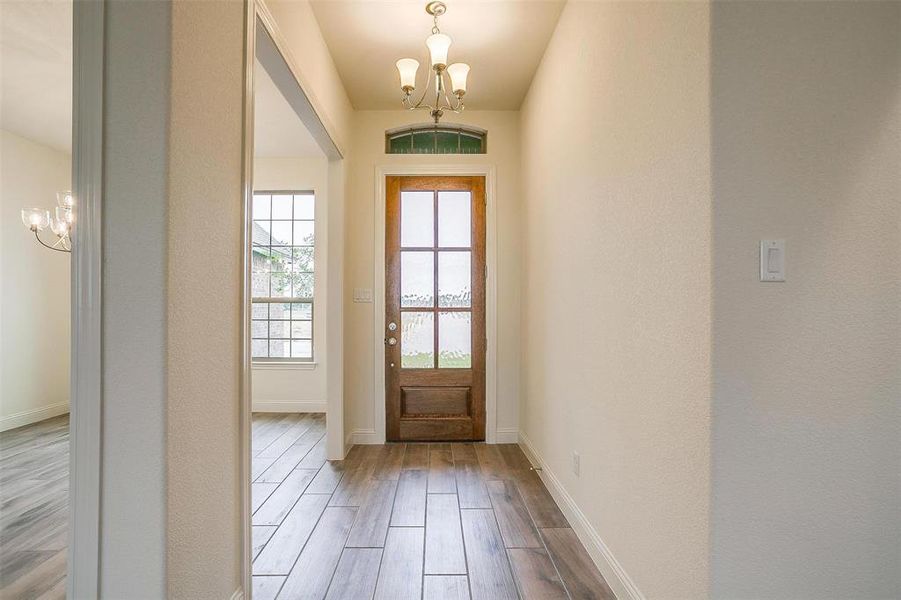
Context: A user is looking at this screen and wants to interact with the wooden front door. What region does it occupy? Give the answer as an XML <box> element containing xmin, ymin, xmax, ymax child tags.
<box><xmin>385</xmin><ymin>176</ymin><xmax>486</xmax><ymax>441</ymax></box>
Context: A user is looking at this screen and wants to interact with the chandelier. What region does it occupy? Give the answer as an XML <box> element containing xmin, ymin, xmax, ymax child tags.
<box><xmin>396</xmin><ymin>1</ymin><xmax>470</xmax><ymax>124</ymax></box>
<box><xmin>21</xmin><ymin>191</ymin><xmax>74</xmax><ymax>253</ymax></box>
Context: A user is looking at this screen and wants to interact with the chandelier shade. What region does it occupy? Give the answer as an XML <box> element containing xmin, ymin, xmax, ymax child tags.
<box><xmin>56</xmin><ymin>206</ymin><xmax>74</xmax><ymax>225</ymax></box>
<box><xmin>21</xmin><ymin>208</ymin><xmax>51</xmax><ymax>231</ymax></box>
<box><xmin>425</xmin><ymin>33</ymin><xmax>452</xmax><ymax>68</ymax></box>
<box><xmin>57</xmin><ymin>190</ymin><xmax>74</xmax><ymax>208</ymax></box>
<box><xmin>447</xmin><ymin>63</ymin><xmax>470</xmax><ymax>95</ymax></box>
<box><xmin>51</xmin><ymin>213</ymin><xmax>71</xmax><ymax>236</ymax></box>
<box><xmin>396</xmin><ymin>58</ymin><xmax>420</xmax><ymax>91</ymax></box>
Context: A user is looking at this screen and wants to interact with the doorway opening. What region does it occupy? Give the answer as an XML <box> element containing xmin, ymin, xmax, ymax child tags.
<box><xmin>243</xmin><ymin>3</ymin><xmax>346</xmax><ymax>596</ymax></box>
<box><xmin>0</xmin><ymin>1</ymin><xmax>73</xmax><ymax>596</ymax></box>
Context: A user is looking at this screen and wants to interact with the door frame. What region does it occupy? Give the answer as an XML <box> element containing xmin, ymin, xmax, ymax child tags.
<box><xmin>69</xmin><ymin>1</ymin><xmax>104</xmax><ymax>596</ymax></box>
<box><xmin>373</xmin><ymin>165</ymin><xmax>498</xmax><ymax>444</ymax></box>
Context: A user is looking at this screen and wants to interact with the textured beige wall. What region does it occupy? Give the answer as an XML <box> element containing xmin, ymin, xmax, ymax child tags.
<box><xmin>265</xmin><ymin>0</ymin><xmax>354</xmax><ymax>155</ymax></box>
<box><xmin>166</xmin><ymin>1</ymin><xmax>245</xmax><ymax>597</ymax></box>
<box><xmin>101</xmin><ymin>1</ymin><xmax>170</xmax><ymax>593</ymax></box>
<box><xmin>519</xmin><ymin>3</ymin><xmax>712</xmax><ymax>598</ymax></box>
<box><xmin>343</xmin><ymin>110</ymin><xmax>522</xmax><ymax>440</ymax></box>
<box><xmin>0</xmin><ymin>130</ymin><xmax>70</xmax><ymax>429</ymax></box>
<box><xmin>710</xmin><ymin>2</ymin><xmax>901</xmax><ymax>597</ymax></box>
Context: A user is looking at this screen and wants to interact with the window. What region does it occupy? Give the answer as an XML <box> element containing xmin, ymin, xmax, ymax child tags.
<box><xmin>385</xmin><ymin>123</ymin><xmax>487</xmax><ymax>155</ymax></box>
<box><xmin>251</xmin><ymin>191</ymin><xmax>314</xmax><ymax>361</ymax></box>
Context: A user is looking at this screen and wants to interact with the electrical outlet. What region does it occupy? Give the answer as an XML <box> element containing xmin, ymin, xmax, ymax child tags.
<box><xmin>572</xmin><ymin>451</ymin><xmax>580</xmax><ymax>477</ymax></box>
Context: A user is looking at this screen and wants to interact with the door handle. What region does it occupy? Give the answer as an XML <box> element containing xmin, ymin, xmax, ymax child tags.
<box><xmin>385</xmin><ymin>337</ymin><xmax>397</xmax><ymax>346</ymax></box>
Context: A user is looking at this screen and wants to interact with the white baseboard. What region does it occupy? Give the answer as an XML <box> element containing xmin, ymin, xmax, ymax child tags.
<box><xmin>228</xmin><ymin>587</ymin><xmax>243</xmax><ymax>600</ymax></box>
<box><xmin>252</xmin><ymin>400</ymin><xmax>326</xmax><ymax>413</ymax></box>
<box><xmin>344</xmin><ymin>429</ymin><xmax>355</xmax><ymax>455</ymax></box>
<box><xmin>349</xmin><ymin>428</ymin><xmax>380</xmax><ymax>444</ymax></box>
<box><xmin>518</xmin><ymin>431</ymin><xmax>646</xmax><ymax>600</ymax></box>
<box><xmin>1</xmin><ymin>402</ymin><xmax>70</xmax><ymax>432</ymax></box>
<box><xmin>495</xmin><ymin>427</ymin><xmax>519</xmax><ymax>443</ymax></box>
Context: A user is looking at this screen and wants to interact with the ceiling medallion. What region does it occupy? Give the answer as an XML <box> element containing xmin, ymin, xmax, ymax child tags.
<box><xmin>395</xmin><ymin>1</ymin><xmax>469</xmax><ymax>124</ymax></box>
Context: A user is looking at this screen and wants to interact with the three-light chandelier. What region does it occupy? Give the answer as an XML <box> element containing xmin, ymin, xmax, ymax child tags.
<box><xmin>395</xmin><ymin>1</ymin><xmax>470</xmax><ymax>124</ymax></box>
<box><xmin>21</xmin><ymin>192</ymin><xmax>74</xmax><ymax>253</ymax></box>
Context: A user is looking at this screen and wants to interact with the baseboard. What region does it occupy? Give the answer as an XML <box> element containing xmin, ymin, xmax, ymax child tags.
<box><xmin>349</xmin><ymin>428</ymin><xmax>380</xmax><ymax>444</ymax></box>
<box><xmin>228</xmin><ymin>587</ymin><xmax>243</xmax><ymax>600</ymax></box>
<box><xmin>518</xmin><ymin>431</ymin><xmax>646</xmax><ymax>600</ymax></box>
<box><xmin>252</xmin><ymin>400</ymin><xmax>326</xmax><ymax>413</ymax></box>
<box><xmin>495</xmin><ymin>427</ymin><xmax>519</xmax><ymax>443</ymax></box>
<box><xmin>344</xmin><ymin>429</ymin><xmax>355</xmax><ymax>455</ymax></box>
<box><xmin>0</xmin><ymin>402</ymin><xmax>69</xmax><ymax>432</ymax></box>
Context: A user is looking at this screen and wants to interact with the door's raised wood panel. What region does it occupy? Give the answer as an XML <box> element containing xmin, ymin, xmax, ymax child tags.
<box><xmin>400</xmin><ymin>418</ymin><xmax>474</xmax><ymax>441</ymax></box>
<box><xmin>403</xmin><ymin>387</ymin><xmax>470</xmax><ymax>416</ymax></box>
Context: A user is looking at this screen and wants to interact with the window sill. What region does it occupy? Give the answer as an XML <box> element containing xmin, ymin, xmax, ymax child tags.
<box><xmin>252</xmin><ymin>361</ymin><xmax>318</xmax><ymax>371</ymax></box>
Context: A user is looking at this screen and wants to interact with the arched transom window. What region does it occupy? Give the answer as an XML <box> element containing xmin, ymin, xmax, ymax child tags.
<box><xmin>385</xmin><ymin>123</ymin><xmax>487</xmax><ymax>155</ymax></box>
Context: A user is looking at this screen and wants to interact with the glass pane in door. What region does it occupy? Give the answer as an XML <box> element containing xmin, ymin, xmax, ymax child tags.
<box><xmin>401</xmin><ymin>251</ymin><xmax>435</xmax><ymax>307</ymax></box>
<box><xmin>401</xmin><ymin>191</ymin><xmax>434</xmax><ymax>247</ymax></box>
<box><xmin>401</xmin><ymin>311</ymin><xmax>434</xmax><ymax>368</ymax></box>
<box><xmin>438</xmin><ymin>311</ymin><xmax>472</xmax><ymax>368</ymax></box>
<box><xmin>438</xmin><ymin>191</ymin><xmax>471</xmax><ymax>247</ymax></box>
<box><xmin>438</xmin><ymin>251</ymin><xmax>471</xmax><ymax>307</ymax></box>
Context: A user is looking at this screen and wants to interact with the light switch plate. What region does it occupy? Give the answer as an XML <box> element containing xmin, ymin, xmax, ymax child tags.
<box><xmin>760</xmin><ymin>239</ymin><xmax>786</xmax><ymax>282</ymax></box>
<box><xmin>353</xmin><ymin>288</ymin><xmax>373</xmax><ymax>303</ymax></box>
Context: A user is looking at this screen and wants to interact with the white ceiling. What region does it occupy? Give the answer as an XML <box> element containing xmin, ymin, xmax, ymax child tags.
<box><xmin>0</xmin><ymin>0</ymin><xmax>72</xmax><ymax>152</ymax></box>
<box><xmin>309</xmin><ymin>0</ymin><xmax>565</xmax><ymax>110</ymax></box>
<box><xmin>0</xmin><ymin>0</ymin><xmax>562</xmax><ymax>154</ymax></box>
<box><xmin>0</xmin><ymin>1</ymin><xmax>320</xmax><ymax>159</ymax></box>
<box><xmin>254</xmin><ymin>60</ymin><xmax>324</xmax><ymax>158</ymax></box>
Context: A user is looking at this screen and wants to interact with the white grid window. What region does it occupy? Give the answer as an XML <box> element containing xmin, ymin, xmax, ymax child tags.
<box><xmin>251</xmin><ymin>192</ymin><xmax>314</xmax><ymax>361</ymax></box>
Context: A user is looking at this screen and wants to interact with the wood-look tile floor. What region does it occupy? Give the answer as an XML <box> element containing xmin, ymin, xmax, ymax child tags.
<box><xmin>0</xmin><ymin>413</ymin><xmax>614</xmax><ymax>600</ymax></box>
<box><xmin>0</xmin><ymin>415</ymin><xmax>69</xmax><ymax>600</ymax></box>
<box><xmin>252</xmin><ymin>413</ymin><xmax>614</xmax><ymax>600</ymax></box>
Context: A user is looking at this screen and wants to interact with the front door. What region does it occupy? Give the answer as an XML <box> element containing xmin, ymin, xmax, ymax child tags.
<box><xmin>385</xmin><ymin>176</ymin><xmax>486</xmax><ymax>441</ymax></box>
